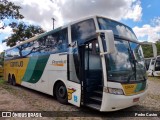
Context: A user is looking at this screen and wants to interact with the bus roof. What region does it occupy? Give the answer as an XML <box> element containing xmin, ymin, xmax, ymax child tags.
<box><xmin>5</xmin><ymin>15</ymin><xmax>134</xmax><ymax>51</ymax></box>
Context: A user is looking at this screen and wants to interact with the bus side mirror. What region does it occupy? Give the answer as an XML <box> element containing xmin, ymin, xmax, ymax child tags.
<box><xmin>96</xmin><ymin>30</ymin><xmax>116</xmax><ymax>55</ymax></box>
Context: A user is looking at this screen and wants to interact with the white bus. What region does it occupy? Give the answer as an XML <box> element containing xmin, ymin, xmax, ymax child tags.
<box><xmin>142</xmin><ymin>43</ymin><xmax>160</xmax><ymax>76</ymax></box>
<box><xmin>4</xmin><ymin>15</ymin><xmax>147</xmax><ymax>111</ymax></box>
<box><xmin>147</xmin><ymin>56</ymin><xmax>160</xmax><ymax>76</ymax></box>
<box><xmin>144</xmin><ymin>58</ymin><xmax>152</xmax><ymax>71</ymax></box>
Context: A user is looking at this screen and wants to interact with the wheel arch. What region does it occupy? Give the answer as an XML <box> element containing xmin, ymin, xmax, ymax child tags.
<box><xmin>53</xmin><ymin>80</ymin><xmax>67</xmax><ymax>97</ymax></box>
<box><xmin>12</xmin><ymin>74</ymin><xmax>15</xmax><ymax>78</ymax></box>
<box><xmin>8</xmin><ymin>73</ymin><xmax>11</xmax><ymax>80</ymax></box>
<box><xmin>11</xmin><ymin>74</ymin><xmax>17</xmax><ymax>85</ymax></box>
<box><xmin>8</xmin><ymin>73</ymin><xmax>11</xmax><ymax>77</ymax></box>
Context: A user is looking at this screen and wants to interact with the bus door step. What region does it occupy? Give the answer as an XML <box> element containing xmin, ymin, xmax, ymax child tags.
<box><xmin>85</xmin><ymin>103</ymin><xmax>101</xmax><ymax>111</ymax></box>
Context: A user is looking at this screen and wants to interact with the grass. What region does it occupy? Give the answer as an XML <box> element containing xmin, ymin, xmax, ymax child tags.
<box><xmin>0</xmin><ymin>77</ymin><xmax>15</xmax><ymax>92</ymax></box>
<box><xmin>0</xmin><ymin>77</ymin><xmax>5</xmax><ymax>85</ymax></box>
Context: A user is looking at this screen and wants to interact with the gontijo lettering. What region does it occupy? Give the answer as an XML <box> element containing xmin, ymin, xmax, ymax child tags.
<box><xmin>10</xmin><ymin>61</ymin><xmax>23</xmax><ymax>67</ymax></box>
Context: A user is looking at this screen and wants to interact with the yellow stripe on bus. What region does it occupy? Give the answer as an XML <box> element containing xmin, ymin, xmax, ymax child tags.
<box><xmin>4</xmin><ymin>58</ymin><xmax>29</xmax><ymax>84</ymax></box>
<box><xmin>122</xmin><ymin>84</ymin><xmax>137</xmax><ymax>96</ymax></box>
<box><xmin>122</xmin><ymin>82</ymin><xmax>146</xmax><ymax>96</ymax></box>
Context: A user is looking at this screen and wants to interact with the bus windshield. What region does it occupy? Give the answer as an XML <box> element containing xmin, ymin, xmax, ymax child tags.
<box><xmin>104</xmin><ymin>38</ymin><xmax>146</xmax><ymax>83</ymax></box>
<box><xmin>97</xmin><ymin>17</ymin><xmax>137</xmax><ymax>41</ymax></box>
<box><xmin>97</xmin><ymin>17</ymin><xmax>147</xmax><ymax>83</ymax></box>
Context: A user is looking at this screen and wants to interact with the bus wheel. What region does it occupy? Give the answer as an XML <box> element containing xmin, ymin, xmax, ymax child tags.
<box><xmin>152</xmin><ymin>71</ymin><xmax>154</xmax><ymax>77</ymax></box>
<box><xmin>8</xmin><ymin>75</ymin><xmax>12</xmax><ymax>84</ymax></box>
<box><xmin>11</xmin><ymin>75</ymin><xmax>16</xmax><ymax>86</ymax></box>
<box><xmin>55</xmin><ymin>82</ymin><xmax>68</xmax><ymax>104</ymax></box>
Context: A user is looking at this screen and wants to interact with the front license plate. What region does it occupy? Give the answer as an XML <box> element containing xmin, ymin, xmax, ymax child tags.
<box><xmin>133</xmin><ymin>97</ymin><xmax>139</xmax><ymax>102</ymax></box>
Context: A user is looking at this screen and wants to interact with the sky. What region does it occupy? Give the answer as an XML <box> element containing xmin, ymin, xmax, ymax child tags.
<box><xmin>0</xmin><ymin>0</ymin><xmax>160</xmax><ymax>52</ymax></box>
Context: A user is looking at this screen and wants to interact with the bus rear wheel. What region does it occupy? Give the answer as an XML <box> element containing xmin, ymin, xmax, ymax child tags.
<box><xmin>152</xmin><ymin>71</ymin><xmax>154</xmax><ymax>77</ymax></box>
<box><xmin>55</xmin><ymin>82</ymin><xmax>68</xmax><ymax>104</ymax></box>
<box><xmin>11</xmin><ymin>75</ymin><xmax>16</xmax><ymax>86</ymax></box>
<box><xmin>8</xmin><ymin>75</ymin><xmax>12</xmax><ymax>84</ymax></box>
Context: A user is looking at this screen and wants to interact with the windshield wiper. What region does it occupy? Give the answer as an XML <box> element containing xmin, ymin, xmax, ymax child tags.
<box><xmin>127</xmin><ymin>72</ymin><xmax>135</xmax><ymax>83</ymax></box>
<box><xmin>127</xmin><ymin>49</ymin><xmax>137</xmax><ymax>82</ymax></box>
<box><xmin>133</xmin><ymin>59</ymin><xmax>137</xmax><ymax>81</ymax></box>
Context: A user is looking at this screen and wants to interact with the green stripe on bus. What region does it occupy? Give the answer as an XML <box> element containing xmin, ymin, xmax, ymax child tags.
<box><xmin>134</xmin><ymin>82</ymin><xmax>146</xmax><ymax>92</ymax></box>
<box><xmin>27</xmin><ymin>55</ymin><xmax>49</xmax><ymax>83</ymax></box>
<box><xmin>22</xmin><ymin>57</ymin><xmax>39</xmax><ymax>82</ymax></box>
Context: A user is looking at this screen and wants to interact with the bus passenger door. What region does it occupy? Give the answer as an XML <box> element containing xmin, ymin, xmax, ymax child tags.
<box><xmin>149</xmin><ymin>58</ymin><xmax>156</xmax><ymax>76</ymax></box>
<box><xmin>67</xmin><ymin>41</ymin><xmax>81</xmax><ymax>107</ymax></box>
<box><xmin>153</xmin><ymin>56</ymin><xmax>160</xmax><ymax>76</ymax></box>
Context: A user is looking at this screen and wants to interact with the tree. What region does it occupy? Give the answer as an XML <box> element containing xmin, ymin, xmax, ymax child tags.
<box><xmin>1</xmin><ymin>0</ymin><xmax>45</xmax><ymax>47</ymax></box>
<box><xmin>141</xmin><ymin>44</ymin><xmax>153</xmax><ymax>58</ymax></box>
<box><xmin>156</xmin><ymin>42</ymin><xmax>160</xmax><ymax>56</ymax></box>
<box><xmin>0</xmin><ymin>0</ymin><xmax>24</xmax><ymax>29</ymax></box>
<box><xmin>141</xmin><ymin>42</ymin><xmax>160</xmax><ymax>58</ymax></box>
<box><xmin>0</xmin><ymin>52</ymin><xmax>4</xmax><ymax>66</ymax></box>
<box><xmin>5</xmin><ymin>22</ymin><xmax>45</xmax><ymax>47</ymax></box>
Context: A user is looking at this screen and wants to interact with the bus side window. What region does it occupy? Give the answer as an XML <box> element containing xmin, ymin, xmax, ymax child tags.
<box><xmin>155</xmin><ymin>61</ymin><xmax>160</xmax><ymax>71</ymax></box>
<box><xmin>5</xmin><ymin>50</ymin><xmax>13</xmax><ymax>59</ymax></box>
<box><xmin>50</xmin><ymin>28</ymin><xmax>68</xmax><ymax>53</ymax></box>
<box><xmin>58</xmin><ymin>29</ymin><xmax>68</xmax><ymax>52</ymax></box>
<box><xmin>37</xmin><ymin>28</ymin><xmax>68</xmax><ymax>54</ymax></box>
<box><xmin>18</xmin><ymin>41</ymin><xmax>39</xmax><ymax>57</ymax></box>
<box><xmin>151</xmin><ymin>60</ymin><xmax>155</xmax><ymax>65</ymax></box>
<box><xmin>71</xmin><ymin>19</ymin><xmax>96</xmax><ymax>43</ymax></box>
<box><xmin>12</xmin><ymin>48</ymin><xmax>20</xmax><ymax>58</ymax></box>
<box><xmin>155</xmin><ymin>57</ymin><xmax>160</xmax><ymax>71</ymax></box>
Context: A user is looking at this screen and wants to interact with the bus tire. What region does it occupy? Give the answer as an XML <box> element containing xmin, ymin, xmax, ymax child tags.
<box><xmin>55</xmin><ymin>82</ymin><xmax>68</xmax><ymax>104</ymax></box>
<box><xmin>11</xmin><ymin>75</ymin><xmax>16</xmax><ymax>86</ymax></box>
<box><xmin>152</xmin><ymin>71</ymin><xmax>154</xmax><ymax>77</ymax></box>
<box><xmin>8</xmin><ymin>74</ymin><xmax>12</xmax><ymax>84</ymax></box>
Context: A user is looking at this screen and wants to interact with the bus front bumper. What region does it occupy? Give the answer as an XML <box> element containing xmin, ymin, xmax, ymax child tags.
<box><xmin>100</xmin><ymin>89</ymin><xmax>147</xmax><ymax>111</ymax></box>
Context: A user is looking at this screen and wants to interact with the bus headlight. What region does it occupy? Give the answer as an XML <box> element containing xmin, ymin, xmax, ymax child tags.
<box><xmin>106</xmin><ymin>87</ymin><xmax>124</xmax><ymax>95</ymax></box>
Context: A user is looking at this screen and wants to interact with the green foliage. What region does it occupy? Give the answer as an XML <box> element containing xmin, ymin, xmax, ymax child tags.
<box><xmin>1</xmin><ymin>0</ymin><xmax>45</xmax><ymax>47</ymax></box>
<box><xmin>142</xmin><ymin>42</ymin><xmax>160</xmax><ymax>58</ymax></box>
<box><xmin>156</xmin><ymin>42</ymin><xmax>160</xmax><ymax>56</ymax></box>
<box><xmin>0</xmin><ymin>79</ymin><xmax>5</xmax><ymax>85</ymax></box>
<box><xmin>141</xmin><ymin>44</ymin><xmax>153</xmax><ymax>58</ymax></box>
<box><xmin>6</xmin><ymin>22</ymin><xmax>45</xmax><ymax>47</ymax></box>
<box><xmin>0</xmin><ymin>52</ymin><xmax>4</xmax><ymax>66</ymax></box>
<box><xmin>0</xmin><ymin>0</ymin><xmax>23</xmax><ymax>29</ymax></box>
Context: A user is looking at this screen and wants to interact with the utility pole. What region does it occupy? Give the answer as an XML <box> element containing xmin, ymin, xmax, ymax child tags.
<box><xmin>52</xmin><ymin>18</ymin><xmax>56</xmax><ymax>29</ymax></box>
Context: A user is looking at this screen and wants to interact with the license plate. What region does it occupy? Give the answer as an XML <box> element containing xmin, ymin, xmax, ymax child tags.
<box><xmin>133</xmin><ymin>97</ymin><xmax>139</xmax><ymax>102</ymax></box>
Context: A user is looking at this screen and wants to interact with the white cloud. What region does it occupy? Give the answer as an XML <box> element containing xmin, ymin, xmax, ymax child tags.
<box><xmin>0</xmin><ymin>26</ymin><xmax>12</xmax><ymax>52</ymax></box>
<box><xmin>0</xmin><ymin>43</ymin><xmax>9</xmax><ymax>52</ymax></box>
<box><xmin>1</xmin><ymin>0</ymin><xmax>143</xmax><ymax>51</ymax></box>
<box><xmin>10</xmin><ymin>0</ymin><xmax>142</xmax><ymax>31</ymax></box>
<box><xmin>124</xmin><ymin>0</ymin><xmax>142</xmax><ymax>21</ymax></box>
<box><xmin>0</xmin><ymin>26</ymin><xmax>12</xmax><ymax>35</ymax></box>
<box><xmin>151</xmin><ymin>17</ymin><xmax>160</xmax><ymax>26</ymax></box>
<box><xmin>57</xmin><ymin>0</ymin><xmax>142</xmax><ymax>22</ymax></box>
<box><xmin>0</xmin><ymin>21</ymin><xmax>4</xmax><ymax>28</ymax></box>
<box><xmin>133</xmin><ymin>17</ymin><xmax>160</xmax><ymax>43</ymax></box>
<box><xmin>11</xmin><ymin>0</ymin><xmax>61</xmax><ymax>30</ymax></box>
